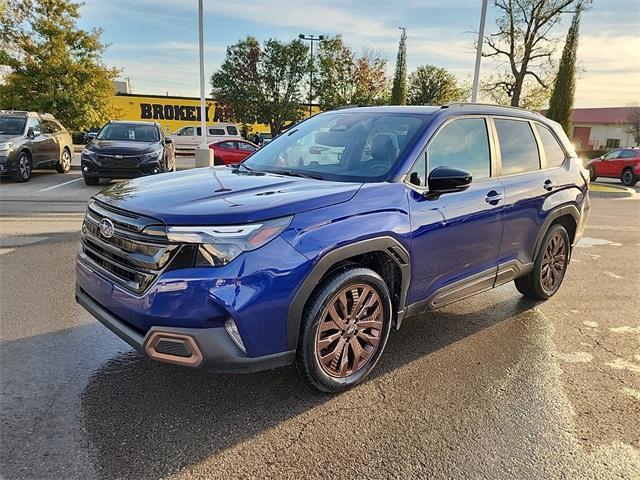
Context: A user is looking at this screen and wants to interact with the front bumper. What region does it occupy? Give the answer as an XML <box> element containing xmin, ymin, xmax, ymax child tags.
<box><xmin>81</xmin><ymin>153</ymin><xmax>163</xmax><ymax>179</ymax></box>
<box><xmin>76</xmin><ymin>284</ymin><xmax>295</xmax><ymax>373</ymax></box>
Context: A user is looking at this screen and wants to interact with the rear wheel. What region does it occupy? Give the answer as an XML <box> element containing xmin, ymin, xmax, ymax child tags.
<box><xmin>621</xmin><ymin>168</ymin><xmax>638</xmax><ymax>187</ymax></box>
<box><xmin>296</xmin><ymin>267</ymin><xmax>392</xmax><ymax>393</ymax></box>
<box><xmin>12</xmin><ymin>151</ymin><xmax>32</xmax><ymax>182</ymax></box>
<box><xmin>83</xmin><ymin>174</ymin><xmax>99</xmax><ymax>186</ymax></box>
<box><xmin>214</xmin><ymin>156</ymin><xmax>223</xmax><ymax>166</ymax></box>
<box><xmin>56</xmin><ymin>148</ymin><xmax>71</xmax><ymax>173</ymax></box>
<box><xmin>515</xmin><ymin>224</ymin><xmax>570</xmax><ymax>300</ymax></box>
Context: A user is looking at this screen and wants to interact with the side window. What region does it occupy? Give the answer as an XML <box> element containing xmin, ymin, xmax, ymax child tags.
<box><xmin>209</xmin><ymin>128</ymin><xmax>226</xmax><ymax>135</ymax></box>
<box><xmin>238</xmin><ymin>142</ymin><xmax>257</xmax><ymax>152</ymax></box>
<box><xmin>618</xmin><ymin>149</ymin><xmax>634</xmax><ymax>159</ymax></box>
<box><xmin>218</xmin><ymin>141</ymin><xmax>235</xmax><ymax>149</ymax></box>
<box><xmin>26</xmin><ymin>117</ymin><xmax>41</xmax><ymax>134</ymax></box>
<box><xmin>181</xmin><ymin>127</ymin><xmax>195</xmax><ymax>136</ymax></box>
<box><xmin>604</xmin><ymin>150</ymin><xmax>620</xmax><ymax>159</ymax></box>
<box><xmin>226</xmin><ymin>125</ymin><xmax>239</xmax><ymax>136</ymax></box>
<box><xmin>494</xmin><ymin>119</ymin><xmax>540</xmax><ymax>175</ymax></box>
<box><xmin>427</xmin><ymin>118</ymin><xmax>491</xmax><ymax>180</ymax></box>
<box><xmin>537</xmin><ymin>124</ymin><xmax>566</xmax><ymax>168</ymax></box>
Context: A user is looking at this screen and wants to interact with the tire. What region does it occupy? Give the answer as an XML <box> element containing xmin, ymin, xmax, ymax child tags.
<box><xmin>83</xmin><ymin>174</ymin><xmax>99</xmax><ymax>186</ymax></box>
<box><xmin>295</xmin><ymin>267</ymin><xmax>392</xmax><ymax>393</ymax></box>
<box><xmin>12</xmin><ymin>151</ymin><xmax>32</xmax><ymax>182</ymax></box>
<box><xmin>214</xmin><ymin>156</ymin><xmax>223</xmax><ymax>166</ymax></box>
<box><xmin>589</xmin><ymin>166</ymin><xmax>597</xmax><ymax>182</ymax></box>
<box><xmin>621</xmin><ymin>168</ymin><xmax>638</xmax><ymax>187</ymax></box>
<box><xmin>515</xmin><ymin>224</ymin><xmax>570</xmax><ymax>300</ymax></box>
<box><xmin>56</xmin><ymin>148</ymin><xmax>71</xmax><ymax>173</ymax></box>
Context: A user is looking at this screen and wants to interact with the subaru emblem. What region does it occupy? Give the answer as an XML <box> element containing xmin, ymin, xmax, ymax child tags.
<box><xmin>99</xmin><ymin>218</ymin><xmax>115</xmax><ymax>239</ymax></box>
<box><xmin>115</xmin><ymin>154</ymin><xmax>123</xmax><ymax>159</ymax></box>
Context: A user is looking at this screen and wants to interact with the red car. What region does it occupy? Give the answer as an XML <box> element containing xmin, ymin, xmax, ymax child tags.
<box><xmin>588</xmin><ymin>147</ymin><xmax>640</xmax><ymax>186</ymax></box>
<box><xmin>209</xmin><ymin>139</ymin><xmax>258</xmax><ymax>165</ymax></box>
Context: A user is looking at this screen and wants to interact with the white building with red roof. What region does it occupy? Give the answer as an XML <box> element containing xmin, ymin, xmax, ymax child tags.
<box><xmin>567</xmin><ymin>107</ymin><xmax>637</xmax><ymax>150</ymax></box>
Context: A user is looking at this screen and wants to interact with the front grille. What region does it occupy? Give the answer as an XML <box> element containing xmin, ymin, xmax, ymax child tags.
<box><xmin>79</xmin><ymin>200</ymin><xmax>178</xmax><ymax>294</ymax></box>
<box><xmin>98</xmin><ymin>155</ymin><xmax>141</xmax><ymax>169</ymax></box>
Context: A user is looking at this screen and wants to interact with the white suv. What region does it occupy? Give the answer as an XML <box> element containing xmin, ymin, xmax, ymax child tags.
<box><xmin>170</xmin><ymin>122</ymin><xmax>241</xmax><ymax>154</ymax></box>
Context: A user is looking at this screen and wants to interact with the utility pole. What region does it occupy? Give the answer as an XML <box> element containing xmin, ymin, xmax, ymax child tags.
<box><xmin>471</xmin><ymin>0</ymin><xmax>489</xmax><ymax>103</ymax></box>
<box><xmin>195</xmin><ymin>0</ymin><xmax>213</xmax><ymax>167</ymax></box>
<box><xmin>298</xmin><ymin>34</ymin><xmax>325</xmax><ymax>116</ymax></box>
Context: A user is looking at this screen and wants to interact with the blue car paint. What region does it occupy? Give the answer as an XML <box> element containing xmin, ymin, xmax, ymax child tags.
<box><xmin>76</xmin><ymin>105</ymin><xmax>589</xmax><ymax>367</ymax></box>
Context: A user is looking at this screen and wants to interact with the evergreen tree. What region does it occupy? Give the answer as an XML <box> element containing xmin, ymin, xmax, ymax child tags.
<box><xmin>390</xmin><ymin>27</ymin><xmax>407</xmax><ymax>105</ymax></box>
<box><xmin>547</xmin><ymin>4</ymin><xmax>583</xmax><ymax>134</ymax></box>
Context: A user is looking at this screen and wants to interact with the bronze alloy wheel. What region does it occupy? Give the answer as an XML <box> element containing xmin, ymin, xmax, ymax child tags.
<box><xmin>314</xmin><ymin>284</ymin><xmax>383</xmax><ymax>378</ymax></box>
<box><xmin>540</xmin><ymin>232</ymin><xmax>567</xmax><ymax>294</ymax></box>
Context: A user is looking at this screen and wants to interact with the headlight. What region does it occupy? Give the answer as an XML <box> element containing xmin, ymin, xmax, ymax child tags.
<box><xmin>144</xmin><ymin>149</ymin><xmax>163</xmax><ymax>158</ymax></box>
<box><xmin>164</xmin><ymin>216</ymin><xmax>292</xmax><ymax>267</ymax></box>
<box><xmin>0</xmin><ymin>142</ymin><xmax>13</xmax><ymax>151</ymax></box>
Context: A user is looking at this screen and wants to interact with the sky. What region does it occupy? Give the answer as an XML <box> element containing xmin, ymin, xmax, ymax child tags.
<box><xmin>77</xmin><ymin>0</ymin><xmax>640</xmax><ymax>108</ymax></box>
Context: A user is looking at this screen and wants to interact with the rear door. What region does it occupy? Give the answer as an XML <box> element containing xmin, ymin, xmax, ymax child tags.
<box><xmin>493</xmin><ymin>117</ymin><xmax>555</xmax><ymax>268</ymax></box>
<box><xmin>25</xmin><ymin>116</ymin><xmax>48</xmax><ymax>165</ymax></box>
<box><xmin>407</xmin><ymin>116</ymin><xmax>505</xmax><ymax>307</ymax></box>
<box><xmin>40</xmin><ymin>119</ymin><xmax>62</xmax><ymax>162</ymax></box>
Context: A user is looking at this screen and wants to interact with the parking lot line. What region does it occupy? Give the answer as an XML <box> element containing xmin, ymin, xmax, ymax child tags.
<box><xmin>38</xmin><ymin>177</ymin><xmax>83</xmax><ymax>192</ymax></box>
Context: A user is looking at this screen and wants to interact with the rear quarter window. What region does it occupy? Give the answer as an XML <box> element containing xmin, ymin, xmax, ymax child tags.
<box><xmin>226</xmin><ymin>126</ymin><xmax>239</xmax><ymax>136</ymax></box>
<box><xmin>536</xmin><ymin>124</ymin><xmax>566</xmax><ymax>168</ymax></box>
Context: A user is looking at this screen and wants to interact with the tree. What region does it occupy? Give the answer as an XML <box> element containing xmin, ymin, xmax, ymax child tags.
<box><xmin>547</xmin><ymin>3</ymin><xmax>582</xmax><ymax>134</ymax></box>
<box><xmin>390</xmin><ymin>27</ymin><xmax>407</xmax><ymax>105</ymax></box>
<box><xmin>625</xmin><ymin>104</ymin><xmax>640</xmax><ymax>146</ymax></box>
<box><xmin>351</xmin><ymin>49</ymin><xmax>389</xmax><ymax>105</ymax></box>
<box><xmin>483</xmin><ymin>0</ymin><xmax>583</xmax><ymax>107</ymax></box>
<box><xmin>0</xmin><ymin>0</ymin><xmax>119</xmax><ymax>130</ymax></box>
<box><xmin>480</xmin><ymin>72</ymin><xmax>553</xmax><ymax>110</ymax></box>
<box><xmin>315</xmin><ymin>36</ymin><xmax>356</xmax><ymax>110</ymax></box>
<box><xmin>211</xmin><ymin>37</ymin><xmax>309</xmax><ymax>136</ymax></box>
<box><xmin>407</xmin><ymin>65</ymin><xmax>466</xmax><ymax>105</ymax></box>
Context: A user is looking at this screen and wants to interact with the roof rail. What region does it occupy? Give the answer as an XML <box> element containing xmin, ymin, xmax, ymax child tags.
<box><xmin>442</xmin><ymin>102</ymin><xmax>542</xmax><ymax>115</ymax></box>
<box><xmin>331</xmin><ymin>104</ymin><xmax>372</xmax><ymax>110</ymax></box>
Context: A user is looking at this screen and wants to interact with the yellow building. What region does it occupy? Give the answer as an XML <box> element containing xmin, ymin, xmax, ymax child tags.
<box><xmin>110</xmin><ymin>93</ymin><xmax>320</xmax><ymax>136</ymax></box>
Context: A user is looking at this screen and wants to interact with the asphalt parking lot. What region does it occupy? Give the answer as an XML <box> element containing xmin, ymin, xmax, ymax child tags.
<box><xmin>1</xmin><ymin>171</ymin><xmax>639</xmax><ymax>479</ymax></box>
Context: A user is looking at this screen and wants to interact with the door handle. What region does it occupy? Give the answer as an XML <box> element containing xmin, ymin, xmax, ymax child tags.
<box><xmin>485</xmin><ymin>190</ymin><xmax>503</xmax><ymax>203</ymax></box>
<box><xmin>543</xmin><ymin>179</ymin><xmax>556</xmax><ymax>191</ymax></box>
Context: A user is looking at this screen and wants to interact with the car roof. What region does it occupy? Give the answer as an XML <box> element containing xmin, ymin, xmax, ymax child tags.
<box><xmin>108</xmin><ymin>120</ymin><xmax>158</xmax><ymax>126</ymax></box>
<box><xmin>325</xmin><ymin>103</ymin><xmax>546</xmax><ymax>121</ymax></box>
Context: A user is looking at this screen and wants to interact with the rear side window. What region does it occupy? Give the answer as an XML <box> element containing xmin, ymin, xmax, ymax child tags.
<box><xmin>537</xmin><ymin>125</ymin><xmax>566</xmax><ymax>168</ymax></box>
<box><xmin>495</xmin><ymin>119</ymin><xmax>540</xmax><ymax>175</ymax></box>
<box><xmin>209</xmin><ymin>128</ymin><xmax>226</xmax><ymax>135</ymax></box>
<box><xmin>619</xmin><ymin>149</ymin><xmax>635</xmax><ymax>159</ymax></box>
<box><xmin>226</xmin><ymin>125</ymin><xmax>239</xmax><ymax>136</ymax></box>
<box><xmin>427</xmin><ymin>118</ymin><xmax>491</xmax><ymax>180</ymax></box>
<box><xmin>217</xmin><ymin>141</ymin><xmax>235</xmax><ymax>149</ymax></box>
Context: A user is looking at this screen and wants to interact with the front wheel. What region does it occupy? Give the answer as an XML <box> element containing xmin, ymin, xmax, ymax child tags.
<box><xmin>296</xmin><ymin>267</ymin><xmax>392</xmax><ymax>393</ymax></box>
<box><xmin>12</xmin><ymin>151</ymin><xmax>32</xmax><ymax>182</ymax></box>
<box><xmin>621</xmin><ymin>168</ymin><xmax>638</xmax><ymax>187</ymax></box>
<box><xmin>515</xmin><ymin>224</ymin><xmax>570</xmax><ymax>300</ymax></box>
<box><xmin>56</xmin><ymin>148</ymin><xmax>71</xmax><ymax>173</ymax></box>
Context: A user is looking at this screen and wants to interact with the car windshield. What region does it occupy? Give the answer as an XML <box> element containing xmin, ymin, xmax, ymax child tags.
<box><xmin>244</xmin><ymin>112</ymin><xmax>427</xmax><ymax>182</ymax></box>
<box><xmin>98</xmin><ymin>123</ymin><xmax>159</xmax><ymax>142</ymax></box>
<box><xmin>0</xmin><ymin>116</ymin><xmax>27</xmax><ymax>135</ymax></box>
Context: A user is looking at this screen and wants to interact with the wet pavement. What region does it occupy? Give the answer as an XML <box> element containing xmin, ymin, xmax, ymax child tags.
<box><xmin>0</xmin><ymin>193</ymin><xmax>638</xmax><ymax>479</ymax></box>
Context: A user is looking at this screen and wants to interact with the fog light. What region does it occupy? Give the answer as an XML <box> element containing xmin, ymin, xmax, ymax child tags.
<box><xmin>83</xmin><ymin>166</ymin><xmax>88</xmax><ymax>172</ymax></box>
<box><xmin>224</xmin><ymin>318</ymin><xmax>246</xmax><ymax>354</ymax></box>
<box><xmin>152</xmin><ymin>167</ymin><xmax>159</xmax><ymax>174</ymax></box>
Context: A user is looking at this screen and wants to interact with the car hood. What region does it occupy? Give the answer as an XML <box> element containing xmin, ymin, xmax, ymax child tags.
<box><xmin>94</xmin><ymin>167</ymin><xmax>362</xmax><ymax>225</ymax></box>
<box><xmin>0</xmin><ymin>133</ymin><xmax>22</xmax><ymax>142</ymax></box>
<box><xmin>88</xmin><ymin>139</ymin><xmax>159</xmax><ymax>155</ymax></box>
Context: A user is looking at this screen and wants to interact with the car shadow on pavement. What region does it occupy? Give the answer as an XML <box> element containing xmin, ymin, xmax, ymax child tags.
<box><xmin>79</xmin><ymin>294</ymin><xmax>538</xmax><ymax>479</ymax></box>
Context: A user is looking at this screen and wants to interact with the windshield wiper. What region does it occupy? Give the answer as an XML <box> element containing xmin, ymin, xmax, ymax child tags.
<box><xmin>268</xmin><ymin>170</ymin><xmax>323</xmax><ymax>180</ymax></box>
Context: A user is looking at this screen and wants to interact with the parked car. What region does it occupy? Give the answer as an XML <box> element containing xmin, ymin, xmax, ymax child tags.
<box><xmin>209</xmin><ymin>139</ymin><xmax>258</xmax><ymax>165</ymax></box>
<box><xmin>0</xmin><ymin>110</ymin><xmax>73</xmax><ymax>182</ymax></box>
<box><xmin>81</xmin><ymin>121</ymin><xmax>176</xmax><ymax>186</ymax></box>
<box><xmin>587</xmin><ymin>147</ymin><xmax>640</xmax><ymax>186</ymax></box>
<box><xmin>75</xmin><ymin>104</ymin><xmax>589</xmax><ymax>392</ymax></box>
<box><xmin>170</xmin><ymin>123</ymin><xmax>241</xmax><ymax>154</ymax></box>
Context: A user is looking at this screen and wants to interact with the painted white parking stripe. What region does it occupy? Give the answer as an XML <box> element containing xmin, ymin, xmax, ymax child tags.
<box><xmin>38</xmin><ymin>177</ymin><xmax>83</xmax><ymax>192</ymax></box>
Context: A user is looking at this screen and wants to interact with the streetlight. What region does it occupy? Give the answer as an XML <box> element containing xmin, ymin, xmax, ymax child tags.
<box><xmin>195</xmin><ymin>0</ymin><xmax>213</xmax><ymax>167</ymax></box>
<box><xmin>471</xmin><ymin>0</ymin><xmax>489</xmax><ymax>103</ymax></box>
<box><xmin>298</xmin><ymin>34</ymin><xmax>326</xmax><ymax>116</ymax></box>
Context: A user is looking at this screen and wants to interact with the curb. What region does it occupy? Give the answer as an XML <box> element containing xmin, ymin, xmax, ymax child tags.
<box><xmin>590</xmin><ymin>183</ymin><xmax>636</xmax><ymax>199</ymax></box>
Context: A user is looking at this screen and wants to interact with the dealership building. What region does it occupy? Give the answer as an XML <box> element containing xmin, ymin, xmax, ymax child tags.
<box><xmin>566</xmin><ymin>107</ymin><xmax>638</xmax><ymax>150</ymax></box>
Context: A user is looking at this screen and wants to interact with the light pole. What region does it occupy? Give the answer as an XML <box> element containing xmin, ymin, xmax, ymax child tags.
<box><xmin>471</xmin><ymin>0</ymin><xmax>489</xmax><ymax>103</ymax></box>
<box><xmin>195</xmin><ymin>0</ymin><xmax>213</xmax><ymax>167</ymax></box>
<box><xmin>298</xmin><ymin>34</ymin><xmax>325</xmax><ymax>116</ymax></box>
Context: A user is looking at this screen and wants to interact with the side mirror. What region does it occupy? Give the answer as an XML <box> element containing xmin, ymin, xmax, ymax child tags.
<box><xmin>86</xmin><ymin>132</ymin><xmax>97</xmax><ymax>140</ymax></box>
<box><xmin>27</xmin><ymin>127</ymin><xmax>41</xmax><ymax>139</ymax></box>
<box><xmin>428</xmin><ymin>166</ymin><xmax>472</xmax><ymax>194</ymax></box>
<box><xmin>164</xmin><ymin>137</ymin><xmax>173</xmax><ymax>144</ymax></box>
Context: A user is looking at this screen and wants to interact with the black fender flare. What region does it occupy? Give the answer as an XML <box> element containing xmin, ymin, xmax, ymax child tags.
<box><xmin>286</xmin><ymin>236</ymin><xmax>411</xmax><ymax>350</ymax></box>
<box><xmin>532</xmin><ymin>204</ymin><xmax>580</xmax><ymax>261</ymax></box>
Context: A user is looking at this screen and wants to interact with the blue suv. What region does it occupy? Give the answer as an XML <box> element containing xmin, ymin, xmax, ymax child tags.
<box><xmin>76</xmin><ymin>104</ymin><xmax>589</xmax><ymax>392</ymax></box>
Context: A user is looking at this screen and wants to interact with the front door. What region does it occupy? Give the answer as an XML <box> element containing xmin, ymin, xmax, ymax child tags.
<box><xmin>25</xmin><ymin>117</ymin><xmax>48</xmax><ymax>166</ymax></box>
<box><xmin>407</xmin><ymin>117</ymin><xmax>505</xmax><ymax>308</ymax></box>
